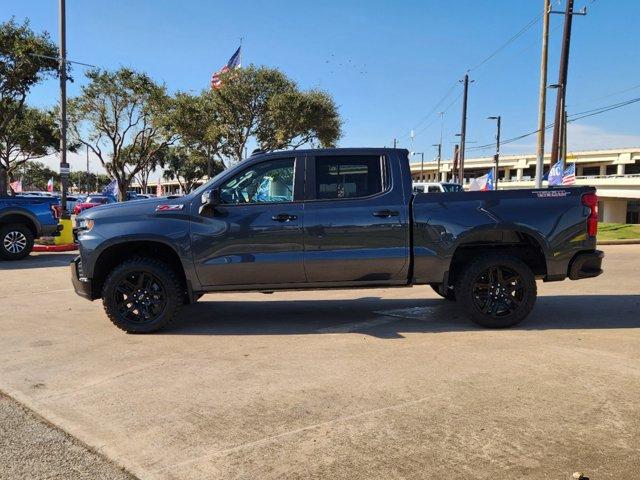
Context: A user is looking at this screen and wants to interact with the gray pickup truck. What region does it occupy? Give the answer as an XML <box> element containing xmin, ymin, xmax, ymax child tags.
<box><xmin>71</xmin><ymin>148</ymin><xmax>603</xmax><ymax>333</ymax></box>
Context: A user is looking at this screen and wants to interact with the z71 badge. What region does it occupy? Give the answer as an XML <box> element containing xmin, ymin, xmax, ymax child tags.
<box><xmin>155</xmin><ymin>204</ymin><xmax>184</xmax><ymax>211</ymax></box>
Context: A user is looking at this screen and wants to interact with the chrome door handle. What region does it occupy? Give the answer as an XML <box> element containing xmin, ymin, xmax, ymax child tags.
<box><xmin>272</xmin><ymin>213</ymin><xmax>297</xmax><ymax>222</ymax></box>
<box><xmin>373</xmin><ymin>210</ymin><xmax>399</xmax><ymax>218</ymax></box>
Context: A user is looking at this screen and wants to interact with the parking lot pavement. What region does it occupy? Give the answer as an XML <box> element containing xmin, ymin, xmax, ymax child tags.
<box><xmin>0</xmin><ymin>392</ymin><xmax>136</xmax><ymax>480</ymax></box>
<box><xmin>0</xmin><ymin>247</ymin><xmax>639</xmax><ymax>479</ymax></box>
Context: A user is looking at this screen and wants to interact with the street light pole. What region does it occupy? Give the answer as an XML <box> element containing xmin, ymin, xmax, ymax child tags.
<box><xmin>412</xmin><ymin>152</ymin><xmax>425</xmax><ymax>181</ymax></box>
<box><xmin>58</xmin><ymin>0</ymin><xmax>69</xmax><ymax>216</ymax></box>
<box><xmin>488</xmin><ymin>116</ymin><xmax>501</xmax><ymax>190</ymax></box>
<box><xmin>432</xmin><ymin>143</ymin><xmax>442</xmax><ymax>182</ymax></box>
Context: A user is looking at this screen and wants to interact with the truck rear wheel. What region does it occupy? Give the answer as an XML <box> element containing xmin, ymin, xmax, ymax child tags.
<box><xmin>102</xmin><ymin>257</ymin><xmax>183</xmax><ymax>333</ymax></box>
<box><xmin>0</xmin><ymin>224</ymin><xmax>34</xmax><ymax>261</ymax></box>
<box><xmin>456</xmin><ymin>254</ymin><xmax>536</xmax><ymax>328</ymax></box>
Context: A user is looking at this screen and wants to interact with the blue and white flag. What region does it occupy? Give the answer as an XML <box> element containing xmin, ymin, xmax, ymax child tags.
<box><xmin>548</xmin><ymin>161</ymin><xmax>565</xmax><ymax>186</ymax></box>
<box><xmin>102</xmin><ymin>179</ymin><xmax>118</xmax><ymax>198</ymax></box>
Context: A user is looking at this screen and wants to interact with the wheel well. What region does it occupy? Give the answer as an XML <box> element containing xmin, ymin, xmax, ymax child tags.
<box><xmin>447</xmin><ymin>232</ymin><xmax>546</xmax><ymax>287</ymax></box>
<box><xmin>92</xmin><ymin>241</ymin><xmax>187</xmax><ymax>297</ymax></box>
<box><xmin>0</xmin><ymin>214</ymin><xmax>37</xmax><ymax>237</ymax></box>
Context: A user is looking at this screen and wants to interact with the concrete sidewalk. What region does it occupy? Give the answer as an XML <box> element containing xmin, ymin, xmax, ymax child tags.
<box><xmin>0</xmin><ymin>247</ymin><xmax>639</xmax><ymax>479</ymax></box>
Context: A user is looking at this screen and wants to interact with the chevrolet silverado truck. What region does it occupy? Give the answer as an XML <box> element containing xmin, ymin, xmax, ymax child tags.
<box><xmin>0</xmin><ymin>195</ymin><xmax>61</xmax><ymax>260</ymax></box>
<box><xmin>71</xmin><ymin>148</ymin><xmax>604</xmax><ymax>333</ymax></box>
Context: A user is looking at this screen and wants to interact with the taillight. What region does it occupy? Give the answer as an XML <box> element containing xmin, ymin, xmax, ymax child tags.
<box><xmin>51</xmin><ymin>204</ymin><xmax>62</xmax><ymax>219</ymax></box>
<box><xmin>582</xmin><ymin>192</ymin><xmax>598</xmax><ymax>237</ymax></box>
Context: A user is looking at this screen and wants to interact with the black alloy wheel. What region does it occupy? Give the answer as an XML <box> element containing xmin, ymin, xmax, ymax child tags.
<box><xmin>113</xmin><ymin>271</ymin><xmax>168</xmax><ymax>324</ymax></box>
<box><xmin>102</xmin><ymin>257</ymin><xmax>183</xmax><ymax>333</ymax></box>
<box><xmin>471</xmin><ymin>265</ymin><xmax>524</xmax><ymax>317</ymax></box>
<box><xmin>456</xmin><ymin>254</ymin><xmax>537</xmax><ymax>328</ymax></box>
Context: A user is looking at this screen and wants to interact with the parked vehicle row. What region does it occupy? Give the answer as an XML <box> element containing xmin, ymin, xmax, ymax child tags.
<box><xmin>0</xmin><ymin>195</ymin><xmax>61</xmax><ymax>260</ymax></box>
<box><xmin>71</xmin><ymin>148</ymin><xmax>603</xmax><ymax>333</ymax></box>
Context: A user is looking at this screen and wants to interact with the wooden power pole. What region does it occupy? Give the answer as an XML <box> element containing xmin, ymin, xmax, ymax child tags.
<box><xmin>535</xmin><ymin>0</ymin><xmax>551</xmax><ymax>188</ymax></box>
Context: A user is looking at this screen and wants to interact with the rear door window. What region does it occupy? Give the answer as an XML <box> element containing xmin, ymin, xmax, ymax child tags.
<box><xmin>314</xmin><ymin>155</ymin><xmax>384</xmax><ymax>200</ymax></box>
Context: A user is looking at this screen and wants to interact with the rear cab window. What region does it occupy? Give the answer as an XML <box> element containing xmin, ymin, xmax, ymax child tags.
<box><xmin>313</xmin><ymin>155</ymin><xmax>386</xmax><ymax>200</ymax></box>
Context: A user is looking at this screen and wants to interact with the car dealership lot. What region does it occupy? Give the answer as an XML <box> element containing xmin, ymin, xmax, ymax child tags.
<box><xmin>0</xmin><ymin>247</ymin><xmax>639</xmax><ymax>479</ymax></box>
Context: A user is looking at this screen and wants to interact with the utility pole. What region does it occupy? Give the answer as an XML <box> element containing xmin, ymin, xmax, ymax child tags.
<box><xmin>458</xmin><ymin>73</ymin><xmax>472</xmax><ymax>185</ymax></box>
<box><xmin>433</xmin><ymin>143</ymin><xmax>442</xmax><ymax>182</ymax></box>
<box><xmin>549</xmin><ymin>0</ymin><xmax>586</xmax><ymax>169</ymax></box>
<box><xmin>535</xmin><ymin>0</ymin><xmax>551</xmax><ymax>188</ymax></box>
<box><xmin>488</xmin><ymin>116</ymin><xmax>501</xmax><ymax>190</ymax></box>
<box><xmin>58</xmin><ymin>0</ymin><xmax>69</xmax><ymax>216</ymax></box>
<box><xmin>393</xmin><ymin>138</ymin><xmax>397</xmax><ymax>148</ymax></box>
<box><xmin>452</xmin><ymin>144</ymin><xmax>459</xmax><ymax>183</ymax></box>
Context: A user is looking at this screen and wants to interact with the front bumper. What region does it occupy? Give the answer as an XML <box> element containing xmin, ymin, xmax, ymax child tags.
<box><xmin>70</xmin><ymin>256</ymin><xmax>95</xmax><ymax>300</ymax></box>
<box><xmin>569</xmin><ymin>249</ymin><xmax>604</xmax><ymax>280</ymax></box>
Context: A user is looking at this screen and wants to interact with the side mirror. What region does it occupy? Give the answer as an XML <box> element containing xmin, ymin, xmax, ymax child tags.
<box><xmin>199</xmin><ymin>188</ymin><xmax>220</xmax><ymax>215</ymax></box>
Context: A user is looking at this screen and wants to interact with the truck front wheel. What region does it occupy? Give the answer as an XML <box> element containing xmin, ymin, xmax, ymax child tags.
<box><xmin>0</xmin><ymin>224</ymin><xmax>34</xmax><ymax>261</ymax></box>
<box><xmin>456</xmin><ymin>254</ymin><xmax>536</xmax><ymax>328</ymax></box>
<box><xmin>102</xmin><ymin>257</ymin><xmax>183</xmax><ymax>333</ymax></box>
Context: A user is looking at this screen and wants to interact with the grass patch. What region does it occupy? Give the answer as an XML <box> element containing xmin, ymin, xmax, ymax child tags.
<box><xmin>598</xmin><ymin>223</ymin><xmax>640</xmax><ymax>241</ymax></box>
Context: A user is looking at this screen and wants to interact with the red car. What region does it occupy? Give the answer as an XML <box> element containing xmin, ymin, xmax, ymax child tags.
<box><xmin>73</xmin><ymin>195</ymin><xmax>114</xmax><ymax>215</ymax></box>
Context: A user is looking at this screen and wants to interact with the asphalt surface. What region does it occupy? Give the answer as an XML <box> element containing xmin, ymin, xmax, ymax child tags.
<box><xmin>0</xmin><ymin>246</ymin><xmax>638</xmax><ymax>479</ymax></box>
<box><xmin>0</xmin><ymin>393</ymin><xmax>136</xmax><ymax>480</ymax></box>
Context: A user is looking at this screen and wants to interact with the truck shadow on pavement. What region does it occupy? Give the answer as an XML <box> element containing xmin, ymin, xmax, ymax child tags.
<box><xmin>0</xmin><ymin>253</ymin><xmax>76</xmax><ymax>270</ymax></box>
<box><xmin>166</xmin><ymin>294</ymin><xmax>640</xmax><ymax>338</ymax></box>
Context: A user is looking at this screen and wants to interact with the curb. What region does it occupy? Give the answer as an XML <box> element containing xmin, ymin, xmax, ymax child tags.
<box><xmin>33</xmin><ymin>244</ymin><xmax>78</xmax><ymax>252</ymax></box>
<box><xmin>597</xmin><ymin>239</ymin><xmax>640</xmax><ymax>245</ymax></box>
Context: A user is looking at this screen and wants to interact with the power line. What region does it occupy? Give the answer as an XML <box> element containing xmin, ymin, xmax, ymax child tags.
<box><xmin>467</xmin><ymin>95</ymin><xmax>640</xmax><ymax>152</ymax></box>
<box><xmin>400</xmin><ymin>1</ymin><xmax>562</xmax><ymax>142</ymax></box>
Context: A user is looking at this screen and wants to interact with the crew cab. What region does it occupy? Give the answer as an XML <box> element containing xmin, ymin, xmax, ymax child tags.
<box><xmin>0</xmin><ymin>195</ymin><xmax>61</xmax><ymax>260</ymax></box>
<box><xmin>71</xmin><ymin>148</ymin><xmax>603</xmax><ymax>333</ymax></box>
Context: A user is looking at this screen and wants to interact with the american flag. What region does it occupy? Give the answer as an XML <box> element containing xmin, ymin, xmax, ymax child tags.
<box><xmin>562</xmin><ymin>162</ymin><xmax>576</xmax><ymax>185</ymax></box>
<box><xmin>211</xmin><ymin>46</ymin><xmax>242</xmax><ymax>90</ymax></box>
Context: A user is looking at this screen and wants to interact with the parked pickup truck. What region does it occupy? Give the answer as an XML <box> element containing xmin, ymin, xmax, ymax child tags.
<box><xmin>71</xmin><ymin>148</ymin><xmax>604</xmax><ymax>333</ymax></box>
<box><xmin>0</xmin><ymin>195</ymin><xmax>61</xmax><ymax>260</ymax></box>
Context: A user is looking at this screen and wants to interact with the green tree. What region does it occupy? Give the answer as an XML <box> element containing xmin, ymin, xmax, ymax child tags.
<box><xmin>260</xmin><ymin>90</ymin><xmax>341</xmax><ymax>150</ymax></box>
<box><xmin>213</xmin><ymin>66</ymin><xmax>341</xmax><ymax>163</ymax></box>
<box><xmin>162</xmin><ymin>147</ymin><xmax>210</xmax><ymax>193</ymax></box>
<box><xmin>13</xmin><ymin>160</ymin><xmax>58</xmax><ymax>191</ymax></box>
<box><xmin>169</xmin><ymin>91</ymin><xmax>225</xmax><ymax>177</ymax></box>
<box><xmin>68</xmin><ymin>68</ymin><xmax>176</xmax><ymax>201</ymax></box>
<box><xmin>0</xmin><ymin>19</ymin><xmax>59</xmax><ymax>193</ymax></box>
<box><xmin>0</xmin><ymin>104</ymin><xmax>60</xmax><ymax>194</ymax></box>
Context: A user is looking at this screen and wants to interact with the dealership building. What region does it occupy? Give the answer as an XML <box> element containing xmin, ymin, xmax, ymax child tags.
<box><xmin>410</xmin><ymin>147</ymin><xmax>640</xmax><ymax>224</ymax></box>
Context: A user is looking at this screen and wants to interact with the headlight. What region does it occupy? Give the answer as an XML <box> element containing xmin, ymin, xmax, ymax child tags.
<box><xmin>76</xmin><ymin>218</ymin><xmax>94</xmax><ymax>232</ymax></box>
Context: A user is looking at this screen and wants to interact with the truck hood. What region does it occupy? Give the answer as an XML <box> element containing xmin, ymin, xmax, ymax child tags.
<box><xmin>78</xmin><ymin>197</ymin><xmax>188</xmax><ymax>219</ymax></box>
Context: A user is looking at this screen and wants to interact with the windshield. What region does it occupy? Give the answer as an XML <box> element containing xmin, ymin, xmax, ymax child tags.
<box><xmin>441</xmin><ymin>183</ymin><xmax>463</xmax><ymax>192</ymax></box>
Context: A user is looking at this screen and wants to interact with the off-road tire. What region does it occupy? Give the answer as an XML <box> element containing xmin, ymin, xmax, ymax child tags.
<box><xmin>456</xmin><ymin>254</ymin><xmax>536</xmax><ymax>328</ymax></box>
<box><xmin>102</xmin><ymin>257</ymin><xmax>183</xmax><ymax>333</ymax></box>
<box><xmin>430</xmin><ymin>283</ymin><xmax>456</xmax><ymax>301</ymax></box>
<box><xmin>0</xmin><ymin>224</ymin><xmax>34</xmax><ymax>261</ymax></box>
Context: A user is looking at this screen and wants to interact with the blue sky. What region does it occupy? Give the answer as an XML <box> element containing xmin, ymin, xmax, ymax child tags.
<box><xmin>3</xmin><ymin>0</ymin><xmax>640</xmax><ymax>172</ymax></box>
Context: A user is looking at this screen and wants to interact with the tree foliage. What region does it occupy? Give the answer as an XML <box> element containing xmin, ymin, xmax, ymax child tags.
<box><xmin>70</xmin><ymin>170</ymin><xmax>112</xmax><ymax>193</ymax></box>
<box><xmin>0</xmin><ymin>18</ymin><xmax>60</xmax><ymax>193</ymax></box>
<box><xmin>0</xmin><ymin>104</ymin><xmax>59</xmax><ymax>193</ymax></box>
<box><xmin>162</xmin><ymin>147</ymin><xmax>210</xmax><ymax>193</ymax></box>
<box><xmin>68</xmin><ymin>68</ymin><xmax>176</xmax><ymax>201</ymax></box>
<box><xmin>13</xmin><ymin>160</ymin><xmax>58</xmax><ymax>191</ymax></box>
<box><xmin>212</xmin><ymin>66</ymin><xmax>342</xmax><ymax>163</ymax></box>
<box><xmin>168</xmin><ymin>92</ymin><xmax>225</xmax><ymax>177</ymax></box>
